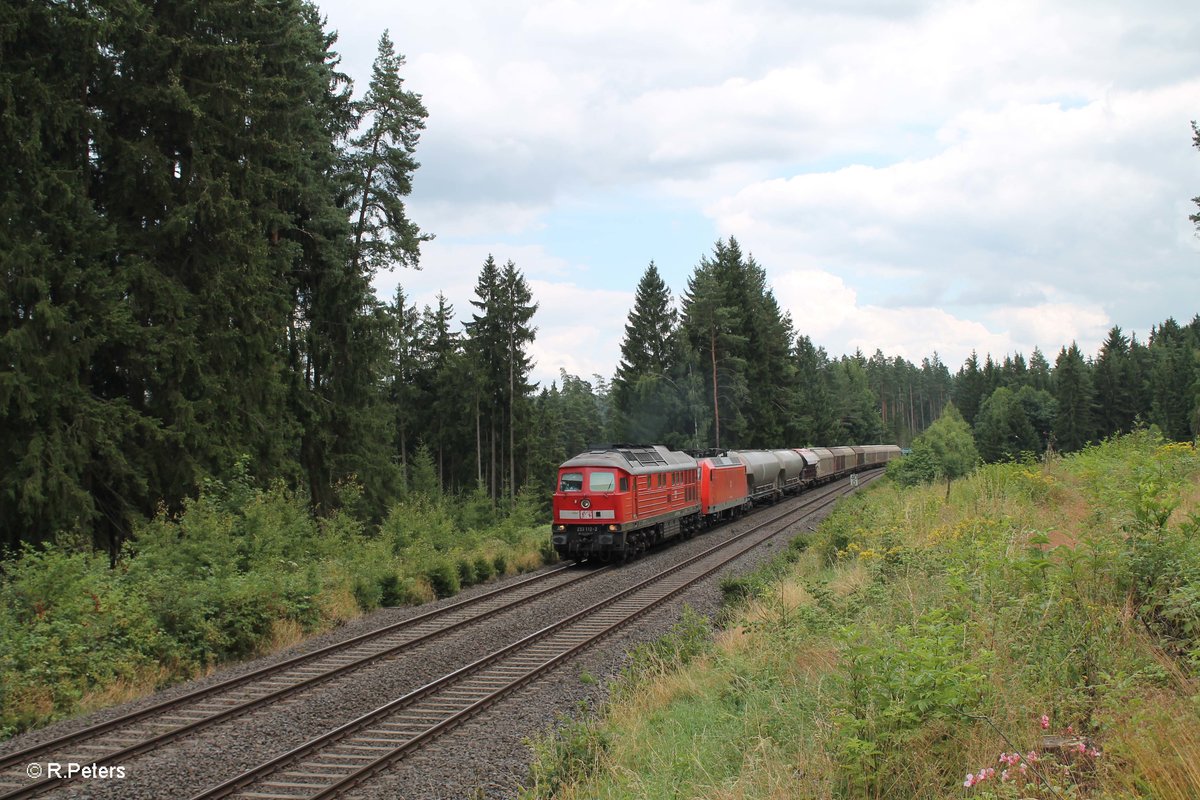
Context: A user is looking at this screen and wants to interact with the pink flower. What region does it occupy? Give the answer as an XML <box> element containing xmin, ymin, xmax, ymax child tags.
<box><xmin>964</xmin><ymin>772</ymin><xmax>976</xmax><ymax>788</ymax></box>
<box><xmin>1066</xmin><ymin>724</ymin><xmax>1075</xmax><ymax>735</ymax></box>
<box><xmin>1040</xmin><ymin>714</ymin><xmax>1050</xmax><ymax>729</ymax></box>
<box><xmin>1077</xmin><ymin>741</ymin><xmax>1087</xmax><ymax>753</ymax></box>
<box><xmin>1001</xmin><ymin>769</ymin><xmax>1010</xmax><ymax>782</ymax></box>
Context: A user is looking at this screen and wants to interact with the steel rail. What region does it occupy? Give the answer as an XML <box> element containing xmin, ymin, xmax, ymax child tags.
<box><xmin>0</xmin><ymin>562</ymin><xmax>605</xmax><ymax>799</ymax></box>
<box><xmin>195</xmin><ymin>473</ymin><xmax>877</xmax><ymax>800</ymax></box>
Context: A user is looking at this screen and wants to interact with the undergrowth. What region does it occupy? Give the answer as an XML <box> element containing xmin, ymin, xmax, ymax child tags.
<box><xmin>0</xmin><ymin>472</ymin><xmax>554</xmax><ymax>739</ymax></box>
<box><xmin>520</xmin><ymin>432</ymin><xmax>1200</xmax><ymax>799</ymax></box>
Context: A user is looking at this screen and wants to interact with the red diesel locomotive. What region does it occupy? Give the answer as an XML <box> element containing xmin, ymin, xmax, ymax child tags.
<box><xmin>551</xmin><ymin>443</ymin><xmax>901</xmax><ymax>562</ymax></box>
<box><xmin>550</xmin><ymin>445</ymin><xmax>702</xmax><ymax>561</ymax></box>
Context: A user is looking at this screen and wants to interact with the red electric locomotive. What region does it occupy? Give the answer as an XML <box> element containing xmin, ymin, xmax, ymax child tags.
<box><xmin>697</xmin><ymin>454</ymin><xmax>749</xmax><ymax>522</ymax></box>
<box><xmin>551</xmin><ymin>445</ymin><xmax>701</xmax><ymax>562</ymax></box>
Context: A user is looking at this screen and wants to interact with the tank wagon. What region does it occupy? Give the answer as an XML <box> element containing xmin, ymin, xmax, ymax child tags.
<box><xmin>551</xmin><ymin>442</ymin><xmax>902</xmax><ymax>562</ymax></box>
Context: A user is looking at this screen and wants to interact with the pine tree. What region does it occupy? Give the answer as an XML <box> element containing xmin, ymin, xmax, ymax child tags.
<box><xmin>792</xmin><ymin>336</ymin><xmax>839</xmax><ymax>444</ymax></box>
<box><xmin>345</xmin><ymin>30</ymin><xmax>431</xmax><ymax>275</ymax></box>
<box><xmin>1191</xmin><ymin>121</ymin><xmax>1200</xmax><ymax>231</ymax></box>
<box><xmin>415</xmin><ymin>294</ymin><xmax>469</xmax><ymax>489</ymax></box>
<box><xmin>680</xmin><ymin>243</ymin><xmax>748</xmax><ymax>448</ymax></box>
<box><xmin>830</xmin><ymin>356</ymin><xmax>884</xmax><ymax>443</ymax></box>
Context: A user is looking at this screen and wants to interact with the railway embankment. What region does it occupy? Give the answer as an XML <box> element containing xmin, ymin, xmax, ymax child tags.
<box><xmin>0</xmin><ymin>481</ymin><xmax>553</xmax><ymax>741</ymax></box>
<box><xmin>522</xmin><ymin>431</ymin><xmax>1200</xmax><ymax>800</ymax></box>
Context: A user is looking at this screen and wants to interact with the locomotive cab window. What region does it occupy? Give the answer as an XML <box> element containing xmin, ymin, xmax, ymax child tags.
<box><xmin>619</xmin><ymin>477</ymin><xmax>629</xmax><ymax>491</ymax></box>
<box><xmin>589</xmin><ymin>471</ymin><xmax>616</xmax><ymax>492</ymax></box>
<box><xmin>559</xmin><ymin>472</ymin><xmax>583</xmax><ymax>492</ymax></box>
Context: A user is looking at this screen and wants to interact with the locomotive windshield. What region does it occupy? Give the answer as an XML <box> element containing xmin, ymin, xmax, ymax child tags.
<box><xmin>588</xmin><ymin>471</ymin><xmax>616</xmax><ymax>492</ymax></box>
<box><xmin>559</xmin><ymin>472</ymin><xmax>583</xmax><ymax>492</ymax></box>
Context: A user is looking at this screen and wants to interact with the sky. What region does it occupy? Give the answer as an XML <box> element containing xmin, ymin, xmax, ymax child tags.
<box><xmin>316</xmin><ymin>0</ymin><xmax>1200</xmax><ymax>388</ymax></box>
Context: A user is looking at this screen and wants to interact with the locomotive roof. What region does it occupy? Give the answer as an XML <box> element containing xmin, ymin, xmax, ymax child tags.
<box><xmin>698</xmin><ymin>455</ymin><xmax>742</xmax><ymax>469</ymax></box>
<box><xmin>560</xmin><ymin>444</ymin><xmax>697</xmax><ymax>473</ymax></box>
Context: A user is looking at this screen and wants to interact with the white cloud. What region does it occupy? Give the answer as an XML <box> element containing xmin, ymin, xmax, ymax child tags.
<box><xmin>527</xmin><ymin>280</ymin><xmax>633</xmax><ymax>387</ymax></box>
<box><xmin>329</xmin><ymin>0</ymin><xmax>1200</xmax><ymax>382</ymax></box>
<box><xmin>375</xmin><ymin>243</ymin><xmax>633</xmax><ymax>388</ymax></box>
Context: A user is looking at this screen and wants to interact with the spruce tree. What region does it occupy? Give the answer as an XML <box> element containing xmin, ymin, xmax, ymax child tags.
<box><xmin>464</xmin><ymin>256</ymin><xmax>537</xmax><ymax>498</ymax></box>
<box><xmin>954</xmin><ymin>352</ymin><xmax>987</xmax><ymax>426</ymax></box>
<box><xmin>612</xmin><ymin>262</ymin><xmax>681</xmax><ymax>443</ymax></box>
<box><xmin>1028</xmin><ymin>348</ymin><xmax>1052</xmax><ymax>391</ymax></box>
<box><xmin>1052</xmin><ymin>342</ymin><xmax>1095</xmax><ymax>452</ymax></box>
<box><xmin>465</xmin><ymin>256</ymin><xmax>504</xmax><ymax>495</ymax></box>
<box><xmin>416</xmin><ymin>294</ymin><xmax>469</xmax><ymax>489</ymax></box>
<box><xmin>0</xmin><ymin>1</ymin><xmax>131</xmax><ymax>550</ymax></box>
<box><xmin>974</xmin><ymin>387</ymin><xmax>1038</xmax><ymax>462</ymax></box>
<box><xmin>499</xmin><ymin>260</ymin><xmax>538</xmax><ymax>499</ymax></box>
<box><xmin>1093</xmin><ymin>326</ymin><xmax>1136</xmax><ymax>437</ymax></box>
<box><xmin>1147</xmin><ymin>318</ymin><xmax>1196</xmax><ymax>441</ymax></box>
<box><xmin>387</xmin><ymin>286</ymin><xmax>423</xmax><ymax>478</ymax></box>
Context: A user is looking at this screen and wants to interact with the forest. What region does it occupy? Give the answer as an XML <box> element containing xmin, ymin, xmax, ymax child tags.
<box><xmin>3</xmin><ymin>2</ymin><xmax>1200</xmax><ymax>558</ymax></box>
<box><xmin>2</xmin><ymin>1</ymin><xmax>1199</xmax><ymax>740</ymax></box>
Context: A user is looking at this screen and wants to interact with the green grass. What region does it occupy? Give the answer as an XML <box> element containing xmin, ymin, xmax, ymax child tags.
<box><xmin>521</xmin><ymin>432</ymin><xmax>1200</xmax><ymax>800</ymax></box>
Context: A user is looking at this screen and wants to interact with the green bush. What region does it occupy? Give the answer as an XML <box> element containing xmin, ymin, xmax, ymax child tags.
<box><xmin>0</xmin><ymin>545</ymin><xmax>169</xmax><ymax>735</ymax></box>
<box><xmin>425</xmin><ymin>560</ymin><xmax>461</xmax><ymax>599</ymax></box>
<box><xmin>379</xmin><ymin>573</ymin><xmax>417</xmax><ymax>607</ymax></box>
<box><xmin>0</xmin><ymin>461</ymin><xmax>556</xmax><ymax>739</ymax></box>
<box><xmin>473</xmin><ymin>555</ymin><xmax>496</xmax><ymax>582</ymax></box>
<box><xmin>352</xmin><ymin>576</ymin><xmax>382</xmax><ymax>612</ymax></box>
<box><xmin>456</xmin><ymin>557</ymin><xmax>477</xmax><ymax>588</ymax></box>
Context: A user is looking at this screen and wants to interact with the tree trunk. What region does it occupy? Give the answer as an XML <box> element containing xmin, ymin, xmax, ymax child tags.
<box><xmin>475</xmin><ymin>393</ymin><xmax>482</xmax><ymax>488</ymax></box>
<box><xmin>710</xmin><ymin>328</ymin><xmax>720</xmax><ymax>449</ymax></box>
<box><xmin>509</xmin><ymin>328</ymin><xmax>515</xmax><ymax>502</ymax></box>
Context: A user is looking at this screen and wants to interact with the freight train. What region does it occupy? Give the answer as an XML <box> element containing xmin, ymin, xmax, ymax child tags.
<box><xmin>550</xmin><ymin>443</ymin><xmax>900</xmax><ymax>562</ymax></box>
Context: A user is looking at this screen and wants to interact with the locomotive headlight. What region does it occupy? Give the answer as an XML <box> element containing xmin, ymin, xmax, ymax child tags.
<box><xmin>608</xmin><ymin>524</ymin><xmax>617</xmax><ymax>532</ymax></box>
<box><xmin>554</xmin><ymin>524</ymin><xmax>566</xmax><ymax>532</ymax></box>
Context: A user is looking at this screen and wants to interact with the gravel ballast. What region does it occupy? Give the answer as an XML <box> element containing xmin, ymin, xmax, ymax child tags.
<box><xmin>8</xmin><ymin>488</ymin><xmax>851</xmax><ymax>800</ymax></box>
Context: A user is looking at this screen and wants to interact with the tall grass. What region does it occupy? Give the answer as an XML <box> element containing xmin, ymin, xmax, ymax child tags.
<box><xmin>522</xmin><ymin>432</ymin><xmax>1200</xmax><ymax>799</ymax></box>
<box><xmin>0</xmin><ymin>475</ymin><xmax>554</xmax><ymax>739</ymax></box>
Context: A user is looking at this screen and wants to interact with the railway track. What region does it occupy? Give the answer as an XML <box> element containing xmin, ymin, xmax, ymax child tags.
<box><xmin>0</xmin><ymin>562</ymin><xmax>608</xmax><ymax>799</ymax></box>
<box><xmin>193</xmin><ymin>475</ymin><xmax>872</xmax><ymax>800</ymax></box>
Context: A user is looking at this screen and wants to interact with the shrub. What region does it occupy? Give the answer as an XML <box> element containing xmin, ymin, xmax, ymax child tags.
<box><xmin>425</xmin><ymin>560</ymin><xmax>461</xmax><ymax>599</ymax></box>
<box><xmin>473</xmin><ymin>555</ymin><xmax>496</xmax><ymax>582</ymax></box>
<box><xmin>456</xmin><ymin>557</ymin><xmax>477</xmax><ymax>588</ymax></box>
